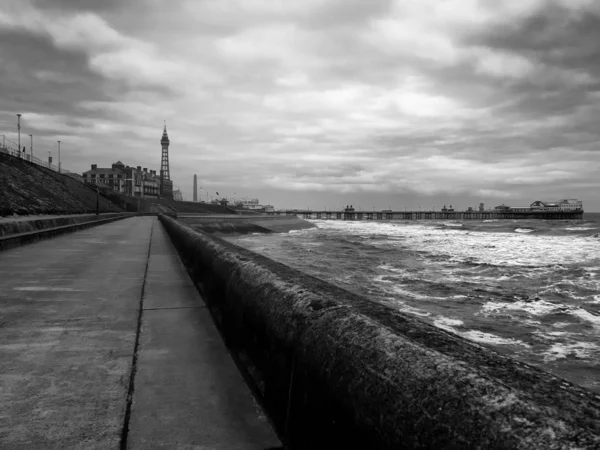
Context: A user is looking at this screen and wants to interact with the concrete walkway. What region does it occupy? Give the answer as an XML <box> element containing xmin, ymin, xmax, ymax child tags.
<box><xmin>0</xmin><ymin>216</ymin><xmax>280</xmax><ymax>449</ymax></box>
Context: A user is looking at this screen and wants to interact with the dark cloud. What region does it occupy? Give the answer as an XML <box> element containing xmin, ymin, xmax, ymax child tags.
<box><xmin>1</xmin><ymin>0</ymin><xmax>598</xmax><ymax>209</ymax></box>
<box><xmin>31</xmin><ymin>0</ymin><xmax>124</xmax><ymax>13</ymax></box>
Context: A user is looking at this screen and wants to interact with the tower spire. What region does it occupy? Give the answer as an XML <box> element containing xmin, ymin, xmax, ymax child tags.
<box><xmin>160</xmin><ymin>122</ymin><xmax>171</xmax><ymax>198</ymax></box>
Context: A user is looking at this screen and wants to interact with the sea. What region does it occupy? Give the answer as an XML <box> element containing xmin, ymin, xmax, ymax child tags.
<box><xmin>226</xmin><ymin>213</ymin><xmax>600</xmax><ymax>393</ymax></box>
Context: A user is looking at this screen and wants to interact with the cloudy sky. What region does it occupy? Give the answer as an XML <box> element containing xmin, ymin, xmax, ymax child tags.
<box><xmin>1</xmin><ymin>0</ymin><xmax>599</xmax><ymax>210</ymax></box>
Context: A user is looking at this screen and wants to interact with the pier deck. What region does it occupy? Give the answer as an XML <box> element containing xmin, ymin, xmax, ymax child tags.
<box><xmin>288</xmin><ymin>210</ymin><xmax>584</xmax><ymax>220</ymax></box>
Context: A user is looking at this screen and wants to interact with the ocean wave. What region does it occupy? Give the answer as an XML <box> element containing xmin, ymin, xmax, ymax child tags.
<box><xmin>543</xmin><ymin>342</ymin><xmax>598</xmax><ymax>361</ymax></box>
<box><xmin>433</xmin><ymin>317</ymin><xmax>464</xmax><ymax>332</ymax></box>
<box><xmin>229</xmin><ymin>214</ymin><xmax>600</xmax><ymax>392</ymax></box>
<box><xmin>515</xmin><ymin>228</ymin><xmax>535</xmax><ymax>233</ymax></box>
<box><xmin>482</xmin><ymin>299</ymin><xmax>562</xmax><ymax>316</ymax></box>
<box><xmin>460</xmin><ymin>330</ymin><xmax>530</xmax><ymax>347</ymax></box>
<box><xmin>571</xmin><ymin>308</ymin><xmax>600</xmax><ymax>328</ymax></box>
<box><xmin>565</xmin><ymin>227</ymin><xmax>597</xmax><ymax>231</ymax></box>
<box><xmin>433</xmin><ymin>316</ymin><xmax>530</xmax><ymax>347</ymax></box>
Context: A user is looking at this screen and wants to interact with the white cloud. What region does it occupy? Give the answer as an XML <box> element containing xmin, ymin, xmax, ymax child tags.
<box><xmin>1</xmin><ymin>0</ymin><xmax>599</xmax><ymax>209</ymax></box>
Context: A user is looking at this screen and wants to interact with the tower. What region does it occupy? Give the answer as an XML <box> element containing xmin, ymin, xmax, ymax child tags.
<box><xmin>193</xmin><ymin>174</ymin><xmax>198</xmax><ymax>202</ymax></box>
<box><xmin>160</xmin><ymin>122</ymin><xmax>170</xmax><ymax>197</ymax></box>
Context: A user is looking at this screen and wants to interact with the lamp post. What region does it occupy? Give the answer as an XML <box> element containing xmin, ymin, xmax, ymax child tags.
<box><xmin>16</xmin><ymin>114</ymin><xmax>21</xmax><ymax>158</ymax></box>
<box><xmin>29</xmin><ymin>134</ymin><xmax>33</xmax><ymax>159</ymax></box>
<box><xmin>57</xmin><ymin>140</ymin><xmax>61</xmax><ymax>173</ymax></box>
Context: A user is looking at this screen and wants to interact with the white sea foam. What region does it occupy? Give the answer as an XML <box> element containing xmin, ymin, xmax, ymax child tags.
<box><xmin>432</xmin><ymin>317</ymin><xmax>529</xmax><ymax>346</ymax></box>
<box><xmin>543</xmin><ymin>342</ymin><xmax>598</xmax><ymax>361</ymax></box>
<box><xmin>313</xmin><ymin>219</ymin><xmax>600</xmax><ymax>267</ymax></box>
<box><xmin>377</xmin><ymin>264</ymin><xmax>406</xmax><ymax>274</ymax></box>
<box><xmin>515</xmin><ymin>228</ymin><xmax>535</xmax><ymax>233</ymax></box>
<box><xmin>482</xmin><ymin>300</ymin><xmax>561</xmax><ymax>316</ymax></box>
<box><xmin>433</xmin><ymin>317</ymin><xmax>464</xmax><ymax>332</ymax></box>
<box><xmin>390</xmin><ymin>285</ymin><xmax>430</xmax><ymax>300</ymax></box>
<box><xmin>460</xmin><ymin>330</ymin><xmax>530</xmax><ymax>347</ymax></box>
<box><xmin>565</xmin><ymin>227</ymin><xmax>597</xmax><ymax>231</ymax></box>
<box><xmin>398</xmin><ymin>305</ymin><xmax>431</xmax><ymax>317</ymax></box>
<box><xmin>372</xmin><ymin>274</ymin><xmax>392</xmax><ymax>283</ymax></box>
<box><xmin>571</xmin><ymin>309</ymin><xmax>600</xmax><ymax>328</ymax></box>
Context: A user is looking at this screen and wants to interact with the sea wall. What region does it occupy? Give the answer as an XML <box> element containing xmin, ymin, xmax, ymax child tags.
<box><xmin>0</xmin><ymin>213</ymin><xmax>128</xmax><ymax>237</ymax></box>
<box><xmin>159</xmin><ymin>214</ymin><xmax>600</xmax><ymax>449</ymax></box>
<box><xmin>0</xmin><ymin>213</ymin><xmax>134</xmax><ymax>251</ymax></box>
<box><xmin>178</xmin><ymin>215</ymin><xmax>315</xmax><ymax>234</ymax></box>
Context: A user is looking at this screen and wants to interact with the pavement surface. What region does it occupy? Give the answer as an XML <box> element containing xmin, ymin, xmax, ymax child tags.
<box><xmin>0</xmin><ymin>216</ymin><xmax>280</xmax><ymax>449</ymax></box>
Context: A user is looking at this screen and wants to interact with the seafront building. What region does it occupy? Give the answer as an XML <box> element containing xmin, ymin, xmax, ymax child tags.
<box><xmin>530</xmin><ymin>199</ymin><xmax>582</xmax><ymax>211</ymax></box>
<box><xmin>173</xmin><ymin>189</ymin><xmax>183</xmax><ymax>201</ymax></box>
<box><xmin>81</xmin><ymin>124</ymin><xmax>174</xmax><ymax>199</ymax></box>
<box><xmin>82</xmin><ymin>161</ymin><xmax>160</xmax><ymax>198</ymax></box>
<box><xmin>495</xmin><ymin>199</ymin><xmax>583</xmax><ymax>212</ymax></box>
<box><xmin>230</xmin><ymin>197</ymin><xmax>275</xmax><ymax>212</ymax></box>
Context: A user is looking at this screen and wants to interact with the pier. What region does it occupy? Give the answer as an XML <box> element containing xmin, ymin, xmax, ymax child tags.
<box><xmin>287</xmin><ymin>210</ymin><xmax>584</xmax><ymax>221</ymax></box>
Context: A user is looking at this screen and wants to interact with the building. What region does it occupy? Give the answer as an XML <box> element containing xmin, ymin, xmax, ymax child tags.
<box><xmin>490</xmin><ymin>199</ymin><xmax>583</xmax><ymax>213</ymax></box>
<box><xmin>173</xmin><ymin>189</ymin><xmax>183</xmax><ymax>201</ymax></box>
<box><xmin>82</xmin><ymin>161</ymin><xmax>160</xmax><ymax>198</ymax></box>
<box><xmin>530</xmin><ymin>199</ymin><xmax>583</xmax><ymax>211</ymax></box>
<box><xmin>232</xmin><ymin>198</ymin><xmax>260</xmax><ymax>206</ymax></box>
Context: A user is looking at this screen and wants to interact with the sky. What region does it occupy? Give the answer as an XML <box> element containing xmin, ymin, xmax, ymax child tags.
<box><xmin>1</xmin><ymin>0</ymin><xmax>599</xmax><ymax>211</ymax></box>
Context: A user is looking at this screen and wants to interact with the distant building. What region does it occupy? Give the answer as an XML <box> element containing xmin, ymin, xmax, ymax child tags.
<box><xmin>173</xmin><ymin>189</ymin><xmax>183</xmax><ymax>201</ymax></box>
<box><xmin>490</xmin><ymin>199</ymin><xmax>583</xmax><ymax>213</ymax></box>
<box><xmin>232</xmin><ymin>198</ymin><xmax>276</xmax><ymax>212</ymax></box>
<box><xmin>530</xmin><ymin>199</ymin><xmax>582</xmax><ymax>211</ymax></box>
<box><xmin>82</xmin><ymin>161</ymin><xmax>160</xmax><ymax>198</ymax></box>
<box><xmin>233</xmin><ymin>198</ymin><xmax>260</xmax><ymax>206</ymax></box>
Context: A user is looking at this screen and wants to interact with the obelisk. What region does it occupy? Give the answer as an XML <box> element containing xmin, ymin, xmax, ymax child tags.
<box><xmin>193</xmin><ymin>174</ymin><xmax>198</xmax><ymax>202</ymax></box>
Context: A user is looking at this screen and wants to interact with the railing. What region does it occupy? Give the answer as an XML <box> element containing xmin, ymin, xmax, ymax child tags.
<box><xmin>0</xmin><ymin>143</ymin><xmax>77</xmax><ymax>176</ymax></box>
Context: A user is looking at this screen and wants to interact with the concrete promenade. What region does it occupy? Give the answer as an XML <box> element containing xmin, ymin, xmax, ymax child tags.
<box><xmin>0</xmin><ymin>216</ymin><xmax>280</xmax><ymax>449</ymax></box>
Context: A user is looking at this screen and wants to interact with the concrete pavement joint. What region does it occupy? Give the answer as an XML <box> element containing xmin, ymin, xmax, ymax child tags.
<box><xmin>120</xmin><ymin>219</ymin><xmax>154</xmax><ymax>450</ymax></box>
<box><xmin>143</xmin><ymin>305</ymin><xmax>207</xmax><ymax>311</ymax></box>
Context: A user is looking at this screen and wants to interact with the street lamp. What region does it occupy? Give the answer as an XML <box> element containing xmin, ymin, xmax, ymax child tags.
<box><xmin>16</xmin><ymin>114</ymin><xmax>21</xmax><ymax>158</ymax></box>
<box><xmin>29</xmin><ymin>134</ymin><xmax>33</xmax><ymax>158</ymax></box>
<box><xmin>57</xmin><ymin>140</ymin><xmax>61</xmax><ymax>173</ymax></box>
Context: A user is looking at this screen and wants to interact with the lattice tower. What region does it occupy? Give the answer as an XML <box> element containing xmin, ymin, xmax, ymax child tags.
<box><xmin>160</xmin><ymin>122</ymin><xmax>170</xmax><ymax>181</ymax></box>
